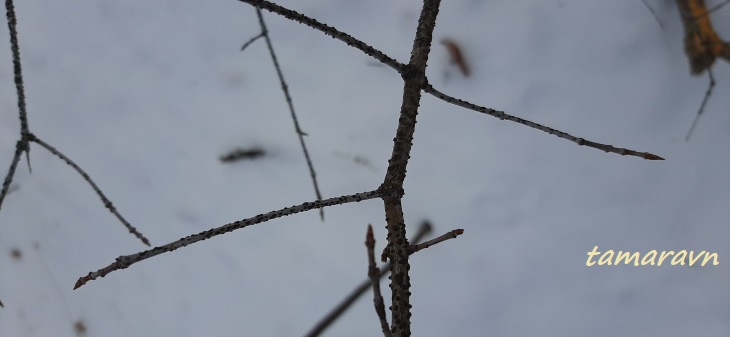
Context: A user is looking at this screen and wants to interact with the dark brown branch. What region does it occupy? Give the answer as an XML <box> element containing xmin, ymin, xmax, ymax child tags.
<box><xmin>30</xmin><ymin>134</ymin><xmax>151</xmax><ymax>246</ymax></box>
<box><xmin>409</xmin><ymin>229</ymin><xmax>463</xmax><ymax>255</ymax></box>
<box><xmin>237</xmin><ymin>0</ymin><xmax>405</xmax><ymax>73</ymax></box>
<box><xmin>74</xmin><ymin>189</ymin><xmax>381</xmax><ymax>289</ymax></box>
<box><xmin>254</xmin><ymin>8</ymin><xmax>325</xmax><ymax>220</ymax></box>
<box><xmin>366</xmin><ymin>225</ymin><xmax>393</xmax><ymax>337</ymax></box>
<box><xmin>380</xmin><ymin>2</ymin><xmax>441</xmax><ymax>336</ymax></box>
<box><xmin>423</xmin><ymin>83</ymin><xmax>665</xmax><ymax>160</ymax></box>
<box><xmin>304</xmin><ymin>221</ymin><xmax>432</xmax><ymax>337</ymax></box>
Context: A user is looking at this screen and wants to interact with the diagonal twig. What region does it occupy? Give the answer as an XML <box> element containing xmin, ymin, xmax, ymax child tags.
<box><xmin>74</xmin><ymin>189</ymin><xmax>382</xmax><ymax>289</ymax></box>
<box><xmin>252</xmin><ymin>8</ymin><xmax>325</xmax><ymax>220</ymax></box>
<box><xmin>238</xmin><ymin>0</ymin><xmax>405</xmax><ymax>73</ymax></box>
<box><xmin>423</xmin><ymin>83</ymin><xmax>665</xmax><ymax>160</ymax></box>
<box><xmin>641</xmin><ymin>0</ymin><xmax>665</xmax><ymax>30</ymax></box>
<box><xmin>237</xmin><ymin>0</ymin><xmax>663</xmax><ymax>162</ymax></box>
<box><xmin>408</xmin><ymin>228</ymin><xmax>463</xmax><ymax>255</ymax></box>
<box><xmin>685</xmin><ymin>69</ymin><xmax>715</xmax><ymax>141</ymax></box>
<box><xmin>0</xmin><ymin>139</ymin><xmax>28</xmax><ymax>212</ymax></box>
<box><xmin>30</xmin><ymin>134</ymin><xmax>151</xmax><ymax>246</ymax></box>
<box><xmin>240</xmin><ymin>32</ymin><xmax>265</xmax><ymax>52</ymax></box>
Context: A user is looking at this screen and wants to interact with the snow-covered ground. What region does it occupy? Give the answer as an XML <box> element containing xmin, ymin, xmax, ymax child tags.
<box><xmin>1</xmin><ymin>1</ymin><xmax>729</xmax><ymax>336</ymax></box>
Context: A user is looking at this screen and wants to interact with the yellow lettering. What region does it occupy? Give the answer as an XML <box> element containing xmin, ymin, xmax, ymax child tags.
<box><xmin>702</xmin><ymin>252</ymin><xmax>719</xmax><ymax>266</ymax></box>
<box><xmin>615</xmin><ymin>251</ymin><xmax>640</xmax><ymax>266</ymax></box>
<box><xmin>658</xmin><ymin>251</ymin><xmax>675</xmax><ymax>266</ymax></box>
<box><xmin>641</xmin><ymin>250</ymin><xmax>657</xmax><ymax>266</ymax></box>
<box><xmin>586</xmin><ymin>246</ymin><xmax>601</xmax><ymax>266</ymax></box>
<box><xmin>688</xmin><ymin>251</ymin><xmax>703</xmax><ymax>266</ymax></box>
<box><xmin>599</xmin><ymin>250</ymin><xmax>614</xmax><ymax>266</ymax></box>
<box><xmin>671</xmin><ymin>250</ymin><xmax>687</xmax><ymax>265</ymax></box>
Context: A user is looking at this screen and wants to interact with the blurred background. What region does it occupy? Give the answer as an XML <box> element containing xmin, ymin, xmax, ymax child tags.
<box><xmin>1</xmin><ymin>1</ymin><xmax>729</xmax><ymax>336</ymax></box>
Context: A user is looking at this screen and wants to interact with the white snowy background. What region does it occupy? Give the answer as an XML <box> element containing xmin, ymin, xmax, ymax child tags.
<box><xmin>1</xmin><ymin>0</ymin><xmax>729</xmax><ymax>336</ymax></box>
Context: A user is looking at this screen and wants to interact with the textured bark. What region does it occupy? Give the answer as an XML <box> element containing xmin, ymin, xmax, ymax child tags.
<box><xmin>380</xmin><ymin>1</ymin><xmax>441</xmax><ymax>336</ymax></box>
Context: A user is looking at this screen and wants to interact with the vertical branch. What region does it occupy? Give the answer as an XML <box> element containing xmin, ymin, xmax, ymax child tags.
<box><xmin>380</xmin><ymin>1</ymin><xmax>440</xmax><ymax>336</ymax></box>
<box><xmin>304</xmin><ymin>221</ymin><xmax>432</xmax><ymax>337</ymax></box>
<box><xmin>1</xmin><ymin>0</ymin><xmax>31</xmax><ymax>211</ymax></box>
<box><xmin>253</xmin><ymin>8</ymin><xmax>325</xmax><ymax>220</ymax></box>
<box><xmin>5</xmin><ymin>0</ymin><xmax>29</xmax><ymax>136</ymax></box>
<box><xmin>365</xmin><ymin>225</ymin><xmax>393</xmax><ymax>337</ymax></box>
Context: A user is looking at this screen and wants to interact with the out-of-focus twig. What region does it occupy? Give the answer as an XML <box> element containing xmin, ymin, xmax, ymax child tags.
<box><xmin>685</xmin><ymin>70</ymin><xmax>715</xmax><ymax>141</ymax></box>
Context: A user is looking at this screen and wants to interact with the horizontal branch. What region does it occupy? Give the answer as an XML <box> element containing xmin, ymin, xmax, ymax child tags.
<box><xmin>238</xmin><ymin>0</ymin><xmax>404</xmax><ymax>73</ymax></box>
<box><xmin>423</xmin><ymin>83</ymin><xmax>664</xmax><ymax>160</ymax></box>
<box><xmin>74</xmin><ymin>189</ymin><xmax>382</xmax><ymax>289</ymax></box>
<box><xmin>409</xmin><ymin>228</ymin><xmax>463</xmax><ymax>255</ymax></box>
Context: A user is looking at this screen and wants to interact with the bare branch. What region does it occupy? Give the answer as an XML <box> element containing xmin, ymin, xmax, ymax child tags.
<box><xmin>423</xmin><ymin>83</ymin><xmax>665</xmax><ymax>160</ymax></box>
<box><xmin>409</xmin><ymin>229</ymin><xmax>463</xmax><ymax>255</ymax></box>
<box><xmin>5</xmin><ymin>0</ymin><xmax>30</xmax><ymax>137</ymax></box>
<box><xmin>240</xmin><ymin>32</ymin><xmax>265</xmax><ymax>51</ymax></box>
<box><xmin>0</xmin><ymin>139</ymin><xmax>27</xmax><ymax>211</ymax></box>
<box><xmin>1</xmin><ymin>0</ymin><xmax>32</xmax><ymax>212</ymax></box>
<box><xmin>30</xmin><ymin>135</ymin><xmax>151</xmax><ymax>246</ymax></box>
<box><xmin>74</xmin><ymin>189</ymin><xmax>381</xmax><ymax>289</ymax></box>
<box><xmin>253</xmin><ymin>8</ymin><xmax>325</xmax><ymax>220</ymax></box>
<box><xmin>641</xmin><ymin>0</ymin><xmax>665</xmax><ymax>30</ymax></box>
<box><xmin>366</xmin><ymin>225</ymin><xmax>393</xmax><ymax>337</ymax></box>
<box><xmin>379</xmin><ymin>2</ymin><xmax>441</xmax><ymax>336</ymax></box>
<box><xmin>304</xmin><ymin>221</ymin><xmax>432</xmax><ymax>337</ymax></box>
<box><xmin>685</xmin><ymin>70</ymin><xmax>715</xmax><ymax>141</ymax></box>
<box><xmin>237</xmin><ymin>0</ymin><xmax>405</xmax><ymax>73</ymax></box>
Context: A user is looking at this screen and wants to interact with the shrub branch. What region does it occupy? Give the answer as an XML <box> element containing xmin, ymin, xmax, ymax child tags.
<box><xmin>74</xmin><ymin>189</ymin><xmax>381</xmax><ymax>289</ymax></box>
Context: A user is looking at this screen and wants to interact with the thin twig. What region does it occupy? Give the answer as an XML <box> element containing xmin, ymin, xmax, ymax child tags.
<box><xmin>707</xmin><ymin>0</ymin><xmax>730</xmax><ymax>15</ymax></box>
<box><xmin>685</xmin><ymin>69</ymin><xmax>715</xmax><ymax>141</ymax></box>
<box><xmin>238</xmin><ymin>0</ymin><xmax>405</xmax><ymax>73</ymax></box>
<box><xmin>366</xmin><ymin>225</ymin><xmax>393</xmax><ymax>337</ymax></box>
<box><xmin>240</xmin><ymin>32</ymin><xmax>265</xmax><ymax>51</ymax></box>
<box><xmin>409</xmin><ymin>229</ymin><xmax>464</xmax><ymax>255</ymax></box>
<box><xmin>236</xmin><ymin>0</ymin><xmax>663</xmax><ymax>162</ymax></box>
<box><xmin>304</xmin><ymin>221</ymin><xmax>432</xmax><ymax>337</ymax></box>
<box><xmin>0</xmin><ymin>139</ymin><xmax>27</xmax><ymax>211</ymax></box>
<box><xmin>30</xmin><ymin>134</ymin><xmax>151</xmax><ymax>246</ymax></box>
<box><xmin>74</xmin><ymin>189</ymin><xmax>381</xmax><ymax>289</ymax></box>
<box><xmin>423</xmin><ymin>83</ymin><xmax>665</xmax><ymax>160</ymax></box>
<box><xmin>641</xmin><ymin>0</ymin><xmax>665</xmax><ymax>29</ymax></box>
<box><xmin>254</xmin><ymin>8</ymin><xmax>325</xmax><ymax>220</ymax></box>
